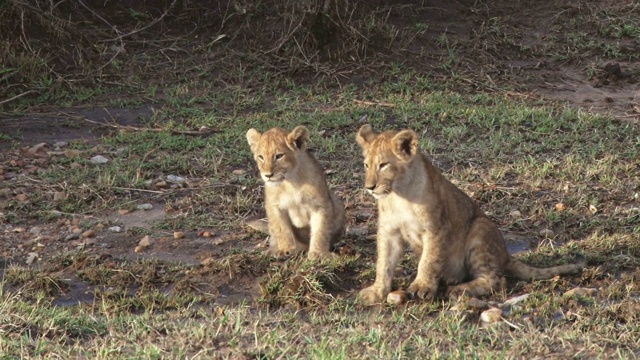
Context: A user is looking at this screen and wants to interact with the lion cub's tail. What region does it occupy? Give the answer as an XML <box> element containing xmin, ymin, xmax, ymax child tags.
<box><xmin>505</xmin><ymin>256</ymin><xmax>585</xmax><ymax>280</ymax></box>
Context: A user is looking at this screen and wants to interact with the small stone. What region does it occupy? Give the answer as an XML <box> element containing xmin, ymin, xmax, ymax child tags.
<box><xmin>138</xmin><ymin>235</ymin><xmax>153</xmax><ymax>247</ymax></box>
<box><xmin>108</xmin><ymin>226</ymin><xmax>123</xmax><ymax>232</ymax></box>
<box><xmin>387</xmin><ymin>290</ymin><xmax>408</xmax><ymax>305</ymax></box>
<box><xmin>27</xmin><ymin>142</ymin><xmax>47</xmax><ymax>154</ymax></box>
<box><xmin>65</xmin><ymin>233</ymin><xmax>80</xmax><ymax>241</ymax></box>
<box><xmin>555</xmin><ymin>203</ymin><xmax>566</xmax><ymax>212</ymax></box>
<box><xmin>244</xmin><ymin>219</ymin><xmax>269</xmax><ymax>233</ymax></box>
<box><xmin>12</xmin><ymin>227</ymin><xmax>25</xmax><ymax>233</ymax></box>
<box><xmin>232</xmin><ymin>169</ymin><xmax>246</xmax><ymax>175</ymax></box>
<box><xmin>563</xmin><ymin>287</ymin><xmax>598</xmax><ymax>298</ymax></box>
<box><xmin>212</xmin><ymin>238</ymin><xmax>224</xmax><ymax>245</ymax></box>
<box><xmin>346</xmin><ymin>225</ymin><xmax>369</xmax><ymax>237</ymax></box>
<box><xmin>118</xmin><ymin>209</ymin><xmax>130</xmax><ymax>215</ymax></box>
<box><xmin>95</xmin><ymin>224</ymin><xmax>104</xmax><ymax>231</ymax></box>
<box><xmin>26</xmin><ymin>252</ymin><xmax>39</xmax><ymax>265</ymax></box>
<box><xmin>509</xmin><ymin>210</ymin><xmax>522</xmax><ymax>218</ymax></box>
<box><xmin>82</xmin><ymin>229</ymin><xmax>96</xmax><ymax>238</ymax></box>
<box><xmin>90</xmin><ymin>155</ymin><xmax>109</xmax><ymax>164</ymax></box>
<box><xmin>71</xmin><ymin>227</ymin><xmax>82</xmax><ymax>234</ymax></box>
<box><xmin>539</xmin><ymin>228</ymin><xmax>555</xmax><ymax>238</ymax></box>
<box><xmin>29</xmin><ymin>226</ymin><xmax>42</xmax><ymax>235</ymax></box>
<box><xmin>166</xmin><ymin>175</ymin><xmax>185</xmax><ymax>184</ymax></box>
<box><xmin>134</xmin><ymin>245</ymin><xmax>145</xmax><ymax>253</ymax></box>
<box><xmin>53</xmin><ymin>141</ymin><xmax>68</xmax><ymax>148</ymax></box>
<box><xmin>173</xmin><ymin>231</ymin><xmax>185</xmax><ymax>239</ymax></box>
<box><xmin>503</xmin><ymin>294</ymin><xmax>531</xmax><ymax>306</ymax></box>
<box><xmin>202</xmin><ymin>231</ymin><xmax>213</xmax><ymax>238</ymax></box>
<box><xmin>53</xmin><ymin>191</ymin><xmax>66</xmax><ymax>201</ymax></box>
<box><xmin>136</xmin><ymin>203</ymin><xmax>153</xmax><ymax>211</ymax></box>
<box><xmin>480</xmin><ymin>307</ymin><xmax>503</xmax><ymax>324</ymax></box>
<box><xmin>154</xmin><ymin>180</ymin><xmax>168</xmax><ymax>189</ymax></box>
<box><xmin>15</xmin><ymin>194</ymin><xmax>28</xmax><ymax>202</ymax></box>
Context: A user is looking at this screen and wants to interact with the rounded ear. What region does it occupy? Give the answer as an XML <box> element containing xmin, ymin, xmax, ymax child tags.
<box><xmin>391</xmin><ymin>130</ymin><xmax>418</xmax><ymax>161</ymax></box>
<box><xmin>246</xmin><ymin>128</ymin><xmax>261</xmax><ymax>151</ymax></box>
<box><xmin>287</xmin><ymin>125</ymin><xmax>309</xmax><ymax>150</ymax></box>
<box><xmin>356</xmin><ymin>124</ymin><xmax>377</xmax><ymax>149</ymax></box>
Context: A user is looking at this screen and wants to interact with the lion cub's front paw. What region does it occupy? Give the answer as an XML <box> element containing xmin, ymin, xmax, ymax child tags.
<box><xmin>407</xmin><ymin>280</ymin><xmax>438</xmax><ymax>301</ymax></box>
<box><xmin>358</xmin><ymin>286</ymin><xmax>386</xmax><ymax>305</ymax></box>
<box><xmin>268</xmin><ymin>245</ymin><xmax>303</xmax><ymax>258</ymax></box>
<box><xmin>307</xmin><ymin>250</ymin><xmax>335</xmax><ymax>261</ymax></box>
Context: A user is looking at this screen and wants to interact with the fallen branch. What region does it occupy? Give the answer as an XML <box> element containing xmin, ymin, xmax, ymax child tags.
<box><xmin>80</xmin><ymin>117</ymin><xmax>218</xmax><ymax>136</ymax></box>
<box><xmin>0</xmin><ymin>90</ymin><xmax>37</xmax><ymax>106</ymax></box>
<box><xmin>353</xmin><ymin>99</ymin><xmax>395</xmax><ymax>108</ymax></box>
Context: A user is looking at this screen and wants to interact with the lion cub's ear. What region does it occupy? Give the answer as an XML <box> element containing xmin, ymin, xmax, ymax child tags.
<box><xmin>356</xmin><ymin>124</ymin><xmax>377</xmax><ymax>149</ymax></box>
<box><xmin>287</xmin><ymin>125</ymin><xmax>309</xmax><ymax>151</ymax></box>
<box><xmin>246</xmin><ymin>128</ymin><xmax>262</xmax><ymax>152</ymax></box>
<box><xmin>391</xmin><ymin>130</ymin><xmax>418</xmax><ymax>161</ymax></box>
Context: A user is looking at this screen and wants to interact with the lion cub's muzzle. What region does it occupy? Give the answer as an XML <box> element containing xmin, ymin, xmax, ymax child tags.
<box><xmin>261</xmin><ymin>171</ymin><xmax>284</xmax><ymax>183</ymax></box>
<box><xmin>365</xmin><ymin>182</ymin><xmax>390</xmax><ymax>199</ymax></box>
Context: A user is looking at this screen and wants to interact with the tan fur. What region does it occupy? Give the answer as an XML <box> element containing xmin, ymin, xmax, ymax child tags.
<box><xmin>246</xmin><ymin>126</ymin><xmax>345</xmax><ymax>260</ymax></box>
<box><xmin>355</xmin><ymin>124</ymin><xmax>584</xmax><ymax>304</ymax></box>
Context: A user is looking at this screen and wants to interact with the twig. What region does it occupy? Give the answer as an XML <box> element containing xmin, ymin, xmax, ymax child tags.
<box><xmin>111</xmin><ymin>187</ymin><xmax>165</xmax><ymax>194</ymax></box>
<box><xmin>80</xmin><ymin>117</ymin><xmax>218</xmax><ymax>136</ymax></box>
<box><xmin>0</xmin><ymin>90</ymin><xmax>37</xmax><ymax>106</ymax></box>
<box><xmin>353</xmin><ymin>99</ymin><xmax>396</xmax><ymax>108</ymax></box>
<box><xmin>78</xmin><ymin>0</ymin><xmax>120</xmax><ymax>35</ymax></box>
<box><xmin>103</xmin><ymin>0</ymin><xmax>178</xmax><ymax>42</ymax></box>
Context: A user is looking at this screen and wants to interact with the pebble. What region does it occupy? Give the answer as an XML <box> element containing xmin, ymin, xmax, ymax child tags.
<box><xmin>82</xmin><ymin>229</ymin><xmax>96</xmax><ymax>238</ymax></box>
<box><xmin>166</xmin><ymin>175</ymin><xmax>185</xmax><ymax>184</ymax></box>
<box><xmin>27</xmin><ymin>142</ymin><xmax>47</xmax><ymax>154</ymax></box>
<box><xmin>173</xmin><ymin>231</ymin><xmax>185</xmax><ymax>239</ymax></box>
<box><xmin>53</xmin><ymin>141</ymin><xmax>68</xmax><ymax>148</ymax></box>
<box><xmin>503</xmin><ymin>294</ymin><xmax>531</xmax><ymax>306</ymax></box>
<box><xmin>232</xmin><ymin>169</ymin><xmax>246</xmax><ymax>175</ymax></box>
<box><xmin>480</xmin><ymin>307</ymin><xmax>503</xmax><ymax>324</ymax></box>
<box><xmin>136</xmin><ymin>203</ymin><xmax>153</xmax><ymax>210</ymax></box>
<box><xmin>154</xmin><ymin>180</ymin><xmax>168</xmax><ymax>189</ymax></box>
<box><xmin>90</xmin><ymin>155</ymin><xmax>109</xmax><ymax>164</ymax></box>
<box><xmin>138</xmin><ymin>235</ymin><xmax>153</xmax><ymax>247</ymax></box>
<box><xmin>563</xmin><ymin>287</ymin><xmax>598</xmax><ymax>298</ymax></box>
<box><xmin>29</xmin><ymin>226</ymin><xmax>42</xmax><ymax>235</ymax></box>
<box><xmin>387</xmin><ymin>290</ymin><xmax>408</xmax><ymax>305</ymax></box>
<box><xmin>118</xmin><ymin>209</ymin><xmax>130</xmax><ymax>215</ymax></box>
<box><xmin>108</xmin><ymin>226</ymin><xmax>123</xmax><ymax>232</ymax></box>
<box><xmin>65</xmin><ymin>233</ymin><xmax>80</xmax><ymax>241</ymax></box>
<box><xmin>201</xmin><ymin>231</ymin><xmax>213</xmax><ymax>238</ymax></box>
<box><xmin>509</xmin><ymin>210</ymin><xmax>522</xmax><ymax>218</ymax></box>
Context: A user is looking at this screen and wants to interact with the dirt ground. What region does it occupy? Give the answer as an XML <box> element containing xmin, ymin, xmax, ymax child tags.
<box><xmin>1</xmin><ymin>0</ymin><xmax>639</xmax><ymax>305</ymax></box>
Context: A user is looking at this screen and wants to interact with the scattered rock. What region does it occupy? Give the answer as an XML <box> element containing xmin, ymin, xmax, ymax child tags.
<box><xmin>346</xmin><ymin>225</ymin><xmax>369</xmax><ymax>237</ymax></box>
<box><xmin>134</xmin><ymin>245</ymin><xmax>145</xmax><ymax>253</ymax></box>
<box><xmin>232</xmin><ymin>169</ymin><xmax>246</xmax><ymax>175</ymax></box>
<box><xmin>480</xmin><ymin>307</ymin><xmax>503</xmax><ymax>324</ymax></box>
<box><xmin>563</xmin><ymin>287</ymin><xmax>598</xmax><ymax>298</ymax></box>
<box><xmin>65</xmin><ymin>233</ymin><xmax>80</xmax><ymax>241</ymax></box>
<box><xmin>90</xmin><ymin>155</ymin><xmax>109</xmax><ymax>164</ymax></box>
<box><xmin>154</xmin><ymin>180</ymin><xmax>168</xmax><ymax>189</ymax></box>
<box><xmin>118</xmin><ymin>209</ymin><xmax>130</xmax><ymax>215</ymax></box>
<box><xmin>509</xmin><ymin>210</ymin><xmax>522</xmax><ymax>218</ymax></box>
<box><xmin>173</xmin><ymin>231</ymin><xmax>185</xmax><ymax>239</ymax></box>
<box><xmin>108</xmin><ymin>226</ymin><xmax>123</xmax><ymax>233</ymax></box>
<box><xmin>136</xmin><ymin>203</ymin><xmax>153</xmax><ymax>210</ymax></box>
<box><xmin>212</xmin><ymin>238</ymin><xmax>224</xmax><ymax>245</ymax></box>
<box><xmin>53</xmin><ymin>191</ymin><xmax>66</xmax><ymax>201</ymax></box>
<box><xmin>71</xmin><ymin>227</ymin><xmax>82</xmax><ymax>234</ymax></box>
<box><xmin>26</xmin><ymin>252</ymin><xmax>39</xmax><ymax>265</ymax></box>
<box><xmin>15</xmin><ymin>193</ymin><xmax>28</xmax><ymax>202</ymax></box>
<box><xmin>166</xmin><ymin>175</ymin><xmax>186</xmax><ymax>184</ymax></box>
<box><xmin>503</xmin><ymin>294</ymin><xmax>531</xmax><ymax>307</ymax></box>
<box><xmin>29</xmin><ymin>226</ymin><xmax>42</xmax><ymax>235</ymax></box>
<box><xmin>12</xmin><ymin>227</ymin><xmax>26</xmax><ymax>233</ymax></box>
<box><xmin>539</xmin><ymin>228</ymin><xmax>555</xmax><ymax>238</ymax></box>
<box><xmin>53</xmin><ymin>141</ymin><xmax>68</xmax><ymax>148</ymax></box>
<box><xmin>138</xmin><ymin>235</ymin><xmax>153</xmax><ymax>247</ymax></box>
<box><xmin>201</xmin><ymin>231</ymin><xmax>213</xmax><ymax>238</ymax></box>
<box><xmin>589</xmin><ymin>204</ymin><xmax>598</xmax><ymax>215</ymax></box>
<box><xmin>27</xmin><ymin>142</ymin><xmax>48</xmax><ymax>154</ymax></box>
<box><xmin>387</xmin><ymin>290</ymin><xmax>408</xmax><ymax>305</ymax></box>
<box><xmin>554</xmin><ymin>202</ymin><xmax>566</xmax><ymax>212</ymax></box>
<box><xmin>82</xmin><ymin>229</ymin><xmax>96</xmax><ymax>238</ymax></box>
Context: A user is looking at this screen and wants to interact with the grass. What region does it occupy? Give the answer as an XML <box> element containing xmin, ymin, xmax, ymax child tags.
<box><xmin>1</xmin><ymin>0</ymin><xmax>640</xmax><ymax>358</ymax></box>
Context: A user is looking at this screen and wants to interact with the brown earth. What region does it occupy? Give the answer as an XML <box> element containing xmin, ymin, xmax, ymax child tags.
<box><xmin>1</xmin><ymin>0</ymin><xmax>638</xmax><ymax>305</ymax></box>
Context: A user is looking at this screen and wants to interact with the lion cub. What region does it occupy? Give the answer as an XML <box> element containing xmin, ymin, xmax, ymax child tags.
<box><xmin>246</xmin><ymin>125</ymin><xmax>345</xmax><ymax>260</ymax></box>
<box><xmin>355</xmin><ymin>124</ymin><xmax>584</xmax><ymax>304</ymax></box>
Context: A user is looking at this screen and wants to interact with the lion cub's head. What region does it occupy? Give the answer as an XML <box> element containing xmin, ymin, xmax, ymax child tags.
<box><xmin>246</xmin><ymin>126</ymin><xmax>309</xmax><ymax>184</ymax></box>
<box><xmin>355</xmin><ymin>124</ymin><xmax>419</xmax><ymax>199</ymax></box>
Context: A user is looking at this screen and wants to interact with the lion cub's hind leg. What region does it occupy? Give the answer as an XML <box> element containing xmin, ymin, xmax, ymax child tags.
<box><xmin>447</xmin><ymin>218</ymin><xmax>509</xmax><ymax>299</ymax></box>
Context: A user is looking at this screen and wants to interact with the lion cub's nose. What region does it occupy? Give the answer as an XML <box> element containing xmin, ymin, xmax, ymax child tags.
<box><xmin>264</xmin><ymin>172</ymin><xmax>274</xmax><ymax>179</ymax></box>
<box><xmin>365</xmin><ymin>184</ymin><xmax>376</xmax><ymax>191</ymax></box>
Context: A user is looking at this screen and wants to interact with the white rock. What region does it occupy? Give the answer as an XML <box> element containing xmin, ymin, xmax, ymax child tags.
<box><xmin>108</xmin><ymin>226</ymin><xmax>123</xmax><ymax>233</ymax></box>
<box><xmin>136</xmin><ymin>203</ymin><xmax>153</xmax><ymax>210</ymax></box>
<box><xmin>166</xmin><ymin>175</ymin><xmax>185</xmax><ymax>184</ymax></box>
<box><xmin>138</xmin><ymin>235</ymin><xmax>153</xmax><ymax>247</ymax></box>
<box><xmin>53</xmin><ymin>141</ymin><xmax>68</xmax><ymax>148</ymax></box>
<box><xmin>26</xmin><ymin>252</ymin><xmax>39</xmax><ymax>265</ymax></box>
<box><xmin>480</xmin><ymin>307</ymin><xmax>503</xmax><ymax>324</ymax></box>
<box><xmin>503</xmin><ymin>294</ymin><xmax>531</xmax><ymax>306</ymax></box>
<box><xmin>90</xmin><ymin>155</ymin><xmax>109</xmax><ymax>164</ymax></box>
<box><xmin>539</xmin><ymin>228</ymin><xmax>555</xmax><ymax>238</ymax></box>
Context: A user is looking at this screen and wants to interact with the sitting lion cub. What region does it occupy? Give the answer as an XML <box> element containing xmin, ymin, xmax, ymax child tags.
<box><xmin>355</xmin><ymin>124</ymin><xmax>584</xmax><ymax>304</ymax></box>
<box><xmin>246</xmin><ymin>125</ymin><xmax>345</xmax><ymax>260</ymax></box>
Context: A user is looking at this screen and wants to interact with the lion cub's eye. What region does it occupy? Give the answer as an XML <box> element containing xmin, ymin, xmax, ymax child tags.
<box><xmin>364</xmin><ymin>163</ymin><xmax>369</xmax><ymax>169</ymax></box>
<box><xmin>274</xmin><ymin>153</ymin><xmax>284</xmax><ymax>160</ymax></box>
<box><xmin>257</xmin><ymin>155</ymin><xmax>264</xmax><ymax>162</ymax></box>
<box><xmin>379</xmin><ymin>162</ymin><xmax>389</xmax><ymax>170</ymax></box>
